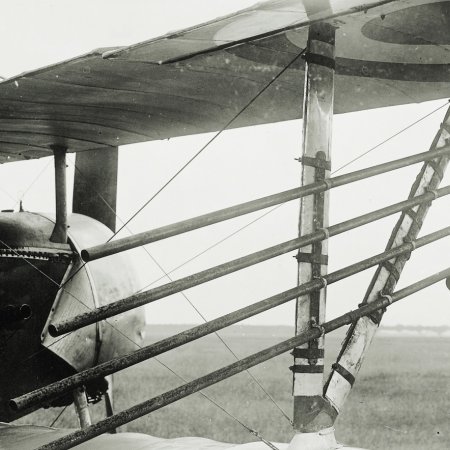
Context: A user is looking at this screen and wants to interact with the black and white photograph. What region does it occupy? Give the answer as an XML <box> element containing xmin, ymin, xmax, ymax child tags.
<box><xmin>0</xmin><ymin>1</ymin><xmax>449</xmax><ymax>449</ymax></box>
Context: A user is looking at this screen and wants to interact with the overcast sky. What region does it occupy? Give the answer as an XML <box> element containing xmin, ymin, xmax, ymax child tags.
<box><xmin>1</xmin><ymin>1</ymin><xmax>449</xmax><ymax>328</ymax></box>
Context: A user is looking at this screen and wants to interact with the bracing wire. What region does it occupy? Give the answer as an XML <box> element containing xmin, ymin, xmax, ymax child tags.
<box><xmin>49</xmin><ymin>405</ymin><xmax>69</xmax><ymax>428</ymax></box>
<box><xmin>1</xmin><ymin>156</ymin><xmax>288</xmax><ymax>444</ymax></box>
<box><xmin>13</xmin><ymin>158</ymin><xmax>53</xmax><ymax>209</ymax></box>
<box><xmin>331</xmin><ymin>100</ymin><xmax>449</xmax><ymax>175</ymax></box>
<box><xmin>0</xmin><ymin>157</ymin><xmax>52</xmax><ymax>209</ymax></box>
<box><xmin>136</xmin><ymin>205</ymin><xmax>284</xmax><ymax>293</ymax></box>
<box><xmin>43</xmin><ymin>47</ymin><xmax>312</xmax><ymax>428</ymax></box>
<box><xmin>30</xmin><ymin>84</ymin><xmax>447</xmax><ymax>439</ymax></box>
<box><xmin>4</xmin><ymin>88</ymin><xmax>447</xmax><ymax>383</ymax></box>
<box><xmin>2</xmin><ymin>23</ymin><xmax>447</xmax><ymax>443</ymax></box>
<box><xmin>108</xmin><ymin>48</ymin><xmax>307</xmax><ymax>242</ymax></box>
<box><xmin>135</xmin><ymin>101</ymin><xmax>450</xmax><ymax>290</ymax></box>
<box><xmin>70</xmin><ymin>161</ymin><xmax>292</xmax><ymax>426</ymax></box>
<box><xmin>154</xmin><ymin>356</ymin><xmax>280</xmax><ymax>450</ymax></box>
<box><xmin>3</xmin><ymin>238</ymin><xmax>279</xmax><ymax>448</ymax></box>
<box><xmin>143</xmin><ymin>246</ymin><xmax>293</xmax><ymax>425</ymax></box>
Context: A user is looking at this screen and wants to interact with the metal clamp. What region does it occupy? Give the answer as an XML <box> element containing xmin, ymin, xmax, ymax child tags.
<box><xmin>296</xmin><ymin>252</ymin><xmax>328</xmax><ymax>265</ymax></box>
<box><xmin>425</xmin><ymin>187</ymin><xmax>439</xmax><ymax>200</ymax></box>
<box><xmin>331</xmin><ymin>363</ymin><xmax>355</xmax><ymax>386</ymax></box>
<box><xmin>380</xmin><ymin>293</ymin><xmax>394</xmax><ymax>305</ymax></box>
<box><xmin>322</xmin><ymin>178</ymin><xmax>333</xmax><ymax>190</ymax></box>
<box><xmin>292</xmin><ymin>347</ymin><xmax>324</xmax><ymax>359</ymax></box>
<box><xmin>313</xmin><ymin>276</ymin><xmax>328</xmax><ymax>288</ymax></box>
<box><xmin>381</xmin><ymin>260</ymin><xmax>400</xmax><ymax>282</ymax></box>
<box><xmin>403</xmin><ymin>236</ymin><xmax>417</xmax><ymax>251</ymax></box>
<box><xmin>318</xmin><ymin>227</ymin><xmax>330</xmax><ymax>240</ymax></box>
<box><xmin>310</xmin><ymin>318</ymin><xmax>325</xmax><ymax>337</ymax></box>
<box><xmin>299</xmin><ymin>155</ymin><xmax>332</xmax><ymax>171</ymax></box>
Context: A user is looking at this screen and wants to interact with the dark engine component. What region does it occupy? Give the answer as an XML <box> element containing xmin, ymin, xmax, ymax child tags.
<box><xmin>0</xmin><ymin>304</ymin><xmax>32</xmax><ymax>330</ymax></box>
<box><xmin>0</xmin><ymin>211</ymin><xmax>146</xmax><ymax>421</ymax></box>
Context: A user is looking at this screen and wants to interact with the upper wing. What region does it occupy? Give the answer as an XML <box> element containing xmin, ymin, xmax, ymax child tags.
<box><xmin>0</xmin><ymin>0</ymin><xmax>449</xmax><ymax>163</ymax></box>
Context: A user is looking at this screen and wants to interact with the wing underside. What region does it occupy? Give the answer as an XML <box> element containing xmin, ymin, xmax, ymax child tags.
<box><xmin>0</xmin><ymin>0</ymin><xmax>449</xmax><ymax>163</ymax></box>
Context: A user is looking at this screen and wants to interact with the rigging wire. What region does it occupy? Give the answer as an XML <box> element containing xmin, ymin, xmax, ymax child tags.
<box><xmin>143</xmin><ymin>247</ymin><xmax>292</xmax><ymax>425</ymax></box>
<box><xmin>0</xmin><ymin>158</ymin><xmax>286</xmax><ymax>447</ymax></box>
<box><xmin>5</xmin><ymin>45</ymin><xmax>314</xmax><ymax>439</ymax></box>
<box><xmin>108</xmin><ymin>47</ymin><xmax>307</xmax><ymax>242</ymax></box>
<box><xmin>3</xmin><ymin>247</ymin><xmax>279</xmax><ymax>449</ymax></box>
<box><xmin>0</xmin><ymin>157</ymin><xmax>52</xmax><ymax>209</ymax></box>
<box><xmin>3</xmin><ymin>89</ymin><xmax>446</xmax><ymax>378</ymax></box>
<box><xmin>0</xmin><ymin>184</ymin><xmax>17</xmax><ymax>205</ymax></box>
<box><xmin>136</xmin><ymin>101</ymin><xmax>450</xmax><ymax>291</ymax></box>
<box><xmin>136</xmin><ymin>205</ymin><xmax>284</xmax><ymax>293</ymax></box>
<box><xmin>331</xmin><ymin>100</ymin><xmax>449</xmax><ymax>175</ymax></box>
<box><xmin>13</xmin><ymin>158</ymin><xmax>53</xmax><ymax>209</ymax></box>
<box><xmin>3</xmin><ymin>31</ymin><xmax>447</xmax><ymax>445</ymax></box>
<box><xmin>154</xmin><ymin>356</ymin><xmax>280</xmax><ymax>450</ymax></box>
<box><xmin>49</xmin><ymin>405</ymin><xmax>69</xmax><ymax>428</ymax></box>
<box><xmin>42</xmin><ymin>45</ymin><xmax>312</xmax><ymax>426</ymax></box>
<box><xmin>69</xmin><ymin>161</ymin><xmax>292</xmax><ymax>425</ymax></box>
<box><xmin>15</xmin><ymin>82</ymin><xmax>444</xmax><ymax>439</ymax></box>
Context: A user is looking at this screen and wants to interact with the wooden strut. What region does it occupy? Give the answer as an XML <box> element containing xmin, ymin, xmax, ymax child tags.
<box><xmin>73</xmin><ymin>147</ymin><xmax>119</xmax><ymax>232</ymax></box>
<box><xmin>35</xmin><ymin>267</ymin><xmax>450</xmax><ymax>450</ymax></box>
<box><xmin>49</xmin><ymin>145</ymin><xmax>68</xmax><ymax>244</ymax></box>
<box><xmin>324</xmin><ymin>105</ymin><xmax>450</xmax><ymax>418</ymax></box>
<box><xmin>48</xmin><ymin>184</ymin><xmax>450</xmax><ymax>337</ymax></box>
<box><xmin>72</xmin><ymin>387</ymin><xmax>92</xmax><ymax>429</ymax></box>
<box><xmin>80</xmin><ymin>145</ymin><xmax>450</xmax><ymax>262</ymax></box>
<box><xmin>12</xmin><ymin>225</ymin><xmax>450</xmax><ymax>413</ymax></box>
<box><xmin>294</xmin><ymin>21</ymin><xmax>335</xmax><ymax>432</ymax></box>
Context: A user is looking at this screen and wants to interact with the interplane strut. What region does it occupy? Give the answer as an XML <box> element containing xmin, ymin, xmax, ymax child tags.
<box><xmin>324</xmin><ymin>106</ymin><xmax>450</xmax><ymax>416</ymax></box>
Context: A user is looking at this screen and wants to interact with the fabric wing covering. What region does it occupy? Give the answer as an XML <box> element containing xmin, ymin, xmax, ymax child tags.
<box><xmin>0</xmin><ymin>0</ymin><xmax>449</xmax><ymax>163</ymax></box>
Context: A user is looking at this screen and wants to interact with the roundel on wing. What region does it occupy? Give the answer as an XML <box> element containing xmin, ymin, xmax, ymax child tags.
<box><xmin>226</xmin><ymin>0</ymin><xmax>450</xmax><ymax>83</ymax></box>
<box><xmin>361</xmin><ymin>1</ymin><xmax>450</xmax><ymax>45</ymax></box>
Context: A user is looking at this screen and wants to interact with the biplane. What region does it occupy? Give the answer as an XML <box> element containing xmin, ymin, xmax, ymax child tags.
<box><xmin>0</xmin><ymin>0</ymin><xmax>450</xmax><ymax>449</ymax></box>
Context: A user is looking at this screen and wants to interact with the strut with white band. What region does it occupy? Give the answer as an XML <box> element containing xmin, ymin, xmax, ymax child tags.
<box><xmin>293</xmin><ymin>21</ymin><xmax>336</xmax><ymax>433</ymax></box>
<box><xmin>324</xmin><ymin>105</ymin><xmax>450</xmax><ymax>415</ymax></box>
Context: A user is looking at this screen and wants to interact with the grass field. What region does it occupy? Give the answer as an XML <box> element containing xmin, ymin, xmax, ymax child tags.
<box><xmin>15</xmin><ymin>324</ymin><xmax>450</xmax><ymax>449</ymax></box>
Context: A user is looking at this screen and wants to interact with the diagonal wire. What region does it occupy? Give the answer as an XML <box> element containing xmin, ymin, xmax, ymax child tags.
<box><xmin>136</xmin><ymin>205</ymin><xmax>284</xmax><ymax>293</ymax></box>
<box><xmin>153</xmin><ymin>356</ymin><xmax>280</xmax><ymax>450</ymax></box>
<box><xmin>144</xmin><ymin>247</ymin><xmax>292</xmax><ymax>425</ymax></box>
<box><xmin>0</xmin><ymin>157</ymin><xmax>52</xmax><ymax>209</ymax></box>
<box><xmin>56</xmin><ymin>47</ymin><xmax>312</xmax><ymax>424</ymax></box>
<box><xmin>49</xmin><ymin>405</ymin><xmax>69</xmax><ymax>428</ymax></box>
<box><xmin>0</xmin><ymin>235</ymin><xmax>277</xmax><ymax>446</ymax></box>
<box><xmin>0</xmin><ymin>185</ymin><xmax>17</xmax><ymax>205</ymax></box>
<box><xmin>49</xmin><ymin>84</ymin><xmax>449</xmax><ymax>433</ymax></box>
<box><xmin>13</xmin><ymin>158</ymin><xmax>53</xmax><ymax>209</ymax></box>
<box><xmin>4</xmin><ymin>46</ymin><xmax>307</xmax><ymax>425</ymax></box>
<box><xmin>108</xmin><ymin>48</ymin><xmax>307</xmax><ymax>242</ymax></box>
<box><xmin>70</xmin><ymin>160</ymin><xmax>292</xmax><ymax>425</ymax></box>
<box><xmin>331</xmin><ymin>100</ymin><xmax>449</xmax><ymax>175</ymax></box>
<box><xmin>6</xmin><ymin>85</ymin><xmax>447</xmax><ymax>380</ymax></box>
<box><xmin>133</xmin><ymin>101</ymin><xmax>449</xmax><ymax>291</ymax></box>
<box><xmin>6</xmin><ymin>37</ymin><xmax>446</xmax><ymax>443</ymax></box>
